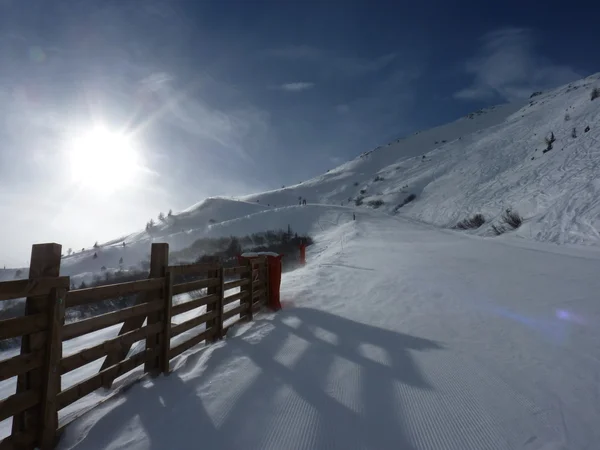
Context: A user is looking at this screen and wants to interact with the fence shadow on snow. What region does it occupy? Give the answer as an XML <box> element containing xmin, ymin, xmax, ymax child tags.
<box><xmin>60</xmin><ymin>307</ymin><xmax>443</xmax><ymax>450</ymax></box>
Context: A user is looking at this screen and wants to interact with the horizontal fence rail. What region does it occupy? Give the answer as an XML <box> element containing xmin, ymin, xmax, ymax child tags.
<box><xmin>0</xmin><ymin>242</ymin><xmax>274</xmax><ymax>450</ymax></box>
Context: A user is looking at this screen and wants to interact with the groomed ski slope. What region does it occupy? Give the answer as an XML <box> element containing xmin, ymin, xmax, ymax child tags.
<box><xmin>58</xmin><ymin>207</ymin><xmax>600</xmax><ymax>450</ymax></box>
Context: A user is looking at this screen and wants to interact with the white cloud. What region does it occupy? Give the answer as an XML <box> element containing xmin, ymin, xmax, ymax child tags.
<box><xmin>455</xmin><ymin>28</ymin><xmax>580</xmax><ymax>102</ymax></box>
<box><xmin>277</xmin><ymin>82</ymin><xmax>315</xmax><ymax>92</ymax></box>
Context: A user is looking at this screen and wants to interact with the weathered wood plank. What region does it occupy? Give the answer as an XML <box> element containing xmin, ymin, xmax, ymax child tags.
<box><xmin>99</xmin><ymin>246</ymin><xmax>168</xmax><ymax>383</ymax></box>
<box><xmin>0</xmin><ymin>277</ymin><xmax>69</xmax><ymax>302</ymax></box>
<box><xmin>160</xmin><ymin>271</ymin><xmax>173</xmax><ymax>375</ymax></box>
<box><xmin>145</xmin><ymin>244</ymin><xmax>169</xmax><ymax>374</ymax></box>
<box><xmin>172</xmin><ymin>277</ymin><xmax>220</xmax><ymax>296</ymax></box>
<box><xmin>169</xmin><ymin>329</ymin><xmax>214</xmax><ymax>359</ymax></box>
<box><xmin>223</xmin><ymin>291</ymin><xmax>249</xmax><ymax>306</ymax></box>
<box><xmin>222</xmin><ymin>303</ymin><xmax>247</xmax><ymax>321</ymax></box>
<box><xmin>57</xmin><ymin>349</ymin><xmax>153</xmax><ymax>410</ymax></box>
<box><xmin>0</xmin><ymin>390</ymin><xmax>38</xmax><ymax>422</ymax></box>
<box><xmin>62</xmin><ymin>300</ymin><xmax>162</xmax><ymax>341</ymax></box>
<box><xmin>12</xmin><ymin>243</ymin><xmax>61</xmax><ymax>441</ymax></box>
<box><xmin>242</xmin><ymin>258</ymin><xmax>254</xmax><ymax>322</ymax></box>
<box><xmin>0</xmin><ymin>313</ymin><xmax>47</xmax><ymax>341</ymax></box>
<box><xmin>66</xmin><ymin>278</ymin><xmax>164</xmax><ymax>308</ymax></box>
<box><xmin>205</xmin><ymin>269</ymin><xmax>220</xmax><ymax>342</ymax></box>
<box><xmin>168</xmin><ymin>263</ymin><xmax>220</xmax><ymax>277</ymax></box>
<box><xmin>223</xmin><ymin>266</ymin><xmax>250</xmax><ymax>277</ymax></box>
<box><xmin>170</xmin><ymin>311</ymin><xmax>217</xmax><ymax>338</ymax></box>
<box><xmin>209</xmin><ymin>267</ymin><xmax>224</xmax><ymax>341</ymax></box>
<box><xmin>0</xmin><ymin>432</ymin><xmax>36</xmax><ymax>450</ymax></box>
<box><xmin>60</xmin><ymin>323</ymin><xmax>162</xmax><ymax>375</ymax></box>
<box><xmin>98</xmin><ymin>276</ymin><xmax>163</xmax><ymax>382</ymax></box>
<box><xmin>223</xmin><ymin>278</ymin><xmax>249</xmax><ymax>291</ymax></box>
<box><xmin>39</xmin><ymin>287</ymin><xmax>65</xmax><ymax>449</ymax></box>
<box><xmin>0</xmin><ymin>351</ymin><xmax>43</xmax><ymax>383</ymax></box>
<box><xmin>171</xmin><ymin>294</ymin><xmax>218</xmax><ymax>317</ymax></box>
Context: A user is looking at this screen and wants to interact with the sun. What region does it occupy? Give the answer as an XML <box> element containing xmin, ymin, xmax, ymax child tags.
<box><xmin>67</xmin><ymin>125</ymin><xmax>141</xmax><ymax>194</ymax></box>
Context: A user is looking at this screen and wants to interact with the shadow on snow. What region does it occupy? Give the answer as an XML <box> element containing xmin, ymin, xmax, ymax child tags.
<box><xmin>63</xmin><ymin>308</ymin><xmax>443</xmax><ymax>450</ymax></box>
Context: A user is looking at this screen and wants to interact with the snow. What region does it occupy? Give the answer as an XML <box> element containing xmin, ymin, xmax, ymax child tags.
<box><xmin>3</xmin><ymin>74</ymin><xmax>600</xmax><ymax>448</ymax></box>
<box><xmin>53</xmin><ymin>208</ymin><xmax>600</xmax><ymax>449</ymax></box>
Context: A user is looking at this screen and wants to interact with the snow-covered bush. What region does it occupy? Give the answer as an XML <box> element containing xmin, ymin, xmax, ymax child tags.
<box><xmin>454</xmin><ymin>214</ymin><xmax>485</xmax><ymax>230</ymax></box>
<box><xmin>502</xmin><ymin>209</ymin><xmax>523</xmax><ymax>229</ymax></box>
<box><xmin>367</xmin><ymin>199</ymin><xmax>384</xmax><ymax>209</ymax></box>
<box><xmin>394</xmin><ymin>194</ymin><xmax>416</xmax><ymax>213</ymax></box>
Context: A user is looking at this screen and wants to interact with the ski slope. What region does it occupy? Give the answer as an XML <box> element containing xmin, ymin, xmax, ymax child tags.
<box><xmin>57</xmin><ymin>209</ymin><xmax>600</xmax><ymax>450</ymax></box>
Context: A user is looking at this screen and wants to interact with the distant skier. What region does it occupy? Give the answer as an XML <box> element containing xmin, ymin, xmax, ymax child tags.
<box><xmin>353</xmin><ymin>213</ymin><xmax>356</xmax><ymax>220</ymax></box>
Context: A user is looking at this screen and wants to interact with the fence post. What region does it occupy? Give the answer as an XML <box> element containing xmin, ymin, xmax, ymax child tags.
<box><xmin>39</xmin><ymin>286</ymin><xmax>66</xmax><ymax>449</ymax></box>
<box><xmin>160</xmin><ymin>270</ymin><xmax>173</xmax><ymax>375</ymax></box>
<box><xmin>206</xmin><ymin>265</ymin><xmax>224</xmax><ymax>342</ymax></box>
<box><xmin>215</xmin><ymin>266</ymin><xmax>224</xmax><ymax>340</ymax></box>
<box><xmin>144</xmin><ymin>243</ymin><xmax>169</xmax><ymax>374</ymax></box>
<box><xmin>242</xmin><ymin>259</ymin><xmax>253</xmax><ymax>321</ymax></box>
<box><xmin>12</xmin><ymin>243</ymin><xmax>62</xmax><ymax>446</ymax></box>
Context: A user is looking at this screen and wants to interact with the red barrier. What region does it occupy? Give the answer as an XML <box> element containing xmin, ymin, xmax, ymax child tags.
<box><xmin>299</xmin><ymin>242</ymin><xmax>306</xmax><ymax>266</ymax></box>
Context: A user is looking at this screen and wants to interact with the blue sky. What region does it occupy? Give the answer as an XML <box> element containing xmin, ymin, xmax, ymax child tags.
<box><xmin>0</xmin><ymin>0</ymin><xmax>597</xmax><ymax>265</ymax></box>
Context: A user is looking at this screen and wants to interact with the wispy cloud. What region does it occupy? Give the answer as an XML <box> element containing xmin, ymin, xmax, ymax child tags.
<box><xmin>135</xmin><ymin>72</ymin><xmax>271</xmax><ymax>162</ymax></box>
<box><xmin>276</xmin><ymin>82</ymin><xmax>315</xmax><ymax>92</ymax></box>
<box><xmin>263</xmin><ymin>46</ymin><xmax>397</xmax><ymax>78</ymax></box>
<box><xmin>455</xmin><ymin>28</ymin><xmax>580</xmax><ymax>101</ymax></box>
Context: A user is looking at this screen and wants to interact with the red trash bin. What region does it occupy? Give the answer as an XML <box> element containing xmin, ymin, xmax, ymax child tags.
<box><xmin>239</xmin><ymin>252</ymin><xmax>283</xmax><ymax>311</ymax></box>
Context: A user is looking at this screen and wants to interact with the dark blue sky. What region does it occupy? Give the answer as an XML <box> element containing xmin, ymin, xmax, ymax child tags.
<box><xmin>0</xmin><ymin>0</ymin><xmax>597</xmax><ymax>263</ymax></box>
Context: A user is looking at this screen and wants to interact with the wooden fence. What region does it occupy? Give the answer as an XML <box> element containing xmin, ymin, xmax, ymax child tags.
<box><xmin>0</xmin><ymin>242</ymin><xmax>270</xmax><ymax>449</ymax></box>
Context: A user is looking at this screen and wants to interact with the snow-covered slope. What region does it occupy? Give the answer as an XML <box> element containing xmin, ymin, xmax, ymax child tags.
<box><xmin>57</xmin><ymin>210</ymin><xmax>600</xmax><ymax>450</ymax></box>
<box><xmin>241</xmin><ymin>74</ymin><xmax>600</xmax><ymax>246</ymax></box>
<box><xmin>29</xmin><ymin>72</ymin><xmax>600</xmax><ymax>283</ymax></box>
<box><xmin>4</xmin><ymin>73</ymin><xmax>600</xmax><ymax>448</ymax></box>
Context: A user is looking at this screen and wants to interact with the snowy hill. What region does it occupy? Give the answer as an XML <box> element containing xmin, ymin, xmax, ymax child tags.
<box><xmin>239</xmin><ymin>74</ymin><xmax>600</xmax><ymax>247</ymax></box>
<box><xmin>5</xmin><ymin>74</ymin><xmax>600</xmax><ymax>286</ymax></box>
<box><xmin>56</xmin><ymin>208</ymin><xmax>600</xmax><ymax>450</ymax></box>
<box><xmin>3</xmin><ymin>74</ymin><xmax>600</xmax><ymax>449</ymax></box>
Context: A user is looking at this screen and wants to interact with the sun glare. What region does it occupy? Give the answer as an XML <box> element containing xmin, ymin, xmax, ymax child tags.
<box><xmin>67</xmin><ymin>126</ymin><xmax>141</xmax><ymax>194</ymax></box>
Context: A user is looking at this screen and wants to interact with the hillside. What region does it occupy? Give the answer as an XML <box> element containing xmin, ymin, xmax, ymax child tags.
<box><xmin>1</xmin><ymin>75</ymin><xmax>599</xmax><ymax>285</ymax></box>
<box><xmin>56</xmin><ymin>208</ymin><xmax>600</xmax><ymax>450</ymax></box>
<box><xmin>3</xmin><ymin>74</ymin><xmax>600</xmax><ymax>449</ymax></box>
<box><xmin>240</xmin><ymin>74</ymin><xmax>600</xmax><ymax>247</ymax></box>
